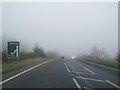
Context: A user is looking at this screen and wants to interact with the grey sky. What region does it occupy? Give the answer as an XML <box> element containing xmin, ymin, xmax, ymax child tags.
<box><xmin>2</xmin><ymin>2</ymin><xmax>118</xmax><ymax>57</ymax></box>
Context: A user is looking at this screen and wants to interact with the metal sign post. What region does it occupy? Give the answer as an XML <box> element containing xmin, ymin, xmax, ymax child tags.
<box><xmin>7</xmin><ymin>42</ymin><xmax>19</xmax><ymax>61</ymax></box>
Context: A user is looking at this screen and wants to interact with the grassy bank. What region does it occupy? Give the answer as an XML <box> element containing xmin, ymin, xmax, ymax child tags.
<box><xmin>81</xmin><ymin>57</ymin><xmax>120</xmax><ymax>69</ymax></box>
<box><xmin>2</xmin><ymin>57</ymin><xmax>53</xmax><ymax>74</ymax></box>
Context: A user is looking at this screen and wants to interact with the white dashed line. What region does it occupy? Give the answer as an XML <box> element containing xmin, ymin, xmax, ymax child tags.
<box><xmin>84</xmin><ymin>67</ymin><xmax>95</xmax><ymax>75</ymax></box>
<box><xmin>64</xmin><ymin>63</ymin><xmax>66</xmax><ymax>66</ymax></box>
<box><xmin>64</xmin><ymin>62</ymin><xmax>70</xmax><ymax>72</ymax></box>
<box><xmin>0</xmin><ymin>59</ymin><xmax>55</xmax><ymax>85</ymax></box>
<box><xmin>106</xmin><ymin>80</ymin><xmax>120</xmax><ymax>89</ymax></box>
<box><xmin>65</xmin><ymin>66</ymin><xmax>70</xmax><ymax>72</ymax></box>
<box><xmin>76</xmin><ymin>76</ymin><xmax>105</xmax><ymax>82</ymax></box>
<box><xmin>73</xmin><ymin>78</ymin><xmax>82</xmax><ymax>89</ymax></box>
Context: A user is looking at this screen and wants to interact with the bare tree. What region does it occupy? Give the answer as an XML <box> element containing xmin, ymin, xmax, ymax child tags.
<box><xmin>89</xmin><ymin>45</ymin><xmax>111</xmax><ymax>60</ymax></box>
<box><xmin>90</xmin><ymin>45</ymin><xmax>101</xmax><ymax>58</ymax></box>
<box><xmin>33</xmin><ymin>43</ymin><xmax>46</xmax><ymax>58</ymax></box>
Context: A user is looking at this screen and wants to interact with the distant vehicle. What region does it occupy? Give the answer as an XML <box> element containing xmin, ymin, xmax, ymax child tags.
<box><xmin>71</xmin><ymin>56</ymin><xmax>76</xmax><ymax>59</ymax></box>
<box><xmin>61</xmin><ymin>56</ymin><xmax>64</xmax><ymax>59</ymax></box>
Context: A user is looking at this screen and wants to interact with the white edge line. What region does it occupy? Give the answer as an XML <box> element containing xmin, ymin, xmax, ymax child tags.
<box><xmin>84</xmin><ymin>67</ymin><xmax>95</xmax><ymax>74</ymax></box>
<box><xmin>105</xmin><ymin>80</ymin><xmax>120</xmax><ymax>89</ymax></box>
<box><xmin>65</xmin><ymin>66</ymin><xmax>70</xmax><ymax>72</ymax></box>
<box><xmin>0</xmin><ymin>59</ymin><xmax>55</xmax><ymax>85</ymax></box>
<box><xmin>73</xmin><ymin>78</ymin><xmax>82</xmax><ymax>89</ymax></box>
<box><xmin>76</xmin><ymin>76</ymin><xmax>105</xmax><ymax>82</ymax></box>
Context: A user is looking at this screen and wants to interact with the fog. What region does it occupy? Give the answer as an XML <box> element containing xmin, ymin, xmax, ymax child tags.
<box><xmin>2</xmin><ymin>2</ymin><xmax>118</xmax><ymax>58</ymax></box>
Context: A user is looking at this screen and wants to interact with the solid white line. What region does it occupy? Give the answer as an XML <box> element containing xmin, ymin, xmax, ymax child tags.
<box><xmin>106</xmin><ymin>80</ymin><xmax>120</xmax><ymax>88</ymax></box>
<box><xmin>76</xmin><ymin>76</ymin><xmax>105</xmax><ymax>82</ymax></box>
<box><xmin>73</xmin><ymin>78</ymin><xmax>82</xmax><ymax>89</ymax></box>
<box><xmin>65</xmin><ymin>66</ymin><xmax>70</xmax><ymax>72</ymax></box>
<box><xmin>84</xmin><ymin>67</ymin><xmax>95</xmax><ymax>74</ymax></box>
<box><xmin>0</xmin><ymin>59</ymin><xmax>55</xmax><ymax>85</ymax></box>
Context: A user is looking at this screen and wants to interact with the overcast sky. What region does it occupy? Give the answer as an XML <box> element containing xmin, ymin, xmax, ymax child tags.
<box><xmin>2</xmin><ymin>2</ymin><xmax>118</xmax><ymax>57</ymax></box>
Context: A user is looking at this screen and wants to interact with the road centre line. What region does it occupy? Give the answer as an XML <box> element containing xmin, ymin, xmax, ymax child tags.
<box><xmin>65</xmin><ymin>66</ymin><xmax>70</xmax><ymax>72</ymax></box>
<box><xmin>0</xmin><ymin>59</ymin><xmax>55</xmax><ymax>85</ymax></box>
<box><xmin>83</xmin><ymin>67</ymin><xmax>95</xmax><ymax>74</ymax></box>
<box><xmin>73</xmin><ymin>78</ymin><xmax>82</xmax><ymax>90</ymax></box>
<box><xmin>105</xmin><ymin>80</ymin><xmax>120</xmax><ymax>89</ymax></box>
<box><xmin>64</xmin><ymin>63</ymin><xmax>66</xmax><ymax>66</ymax></box>
<box><xmin>76</xmin><ymin>76</ymin><xmax>105</xmax><ymax>82</ymax></box>
<box><xmin>64</xmin><ymin>62</ymin><xmax>70</xmax><ymax>72</ymax></box>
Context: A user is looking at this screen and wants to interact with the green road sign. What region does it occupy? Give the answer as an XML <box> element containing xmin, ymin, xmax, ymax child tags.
<box><xmin>8</xmin><ymin>42</ymin><xmax>19</xmax><ymax>58</ymax></box>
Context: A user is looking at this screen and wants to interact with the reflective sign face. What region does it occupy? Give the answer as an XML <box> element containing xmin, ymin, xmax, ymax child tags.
<box><xmin>8</xmin><ymin>42</ymin><xmax>19</xmax><ymax>58</ymax></box>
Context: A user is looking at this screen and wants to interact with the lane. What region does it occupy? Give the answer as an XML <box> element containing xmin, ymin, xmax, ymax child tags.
<box><xmin>2</xmin><ymin>59</ymin><xmax>77</xmax><ymax>88</ymax></box>
<box><xmin>1</xmin><ymin>60</ymin><xmax>52</xmax><ymax>85</ymax></box>
<box><xmin>64</xmin><ymin>58</ymin><xmax>119</xmax><ymax>89</ymax></box>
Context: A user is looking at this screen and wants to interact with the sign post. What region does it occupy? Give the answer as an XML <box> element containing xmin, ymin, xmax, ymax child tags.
<box><xmin>7</xmin><ymin>42</ymin><xmax>19</xmax><ymax>60</ymax></box>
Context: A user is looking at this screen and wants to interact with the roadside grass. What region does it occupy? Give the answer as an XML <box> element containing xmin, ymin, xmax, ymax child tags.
<box><xmin>81</xmin><ymin>57</ymin><xmax>120</xmax><ymax>69</ymax></box>
<box><xmin>2</xmin><ymin>57</ymin><xmax>53</xmax><ymax>74</ymax></box>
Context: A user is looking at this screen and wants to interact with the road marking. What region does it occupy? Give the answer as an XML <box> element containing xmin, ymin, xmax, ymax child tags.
<box><xmin>82</xmin><ymin>60</ymin><xmax>118</xmax><ymax>72</ymax></box>
<box><xmin>64</xmin><ymin>63</ymin><xmax>66</xmax><ymax>66</ymax></box>
<box><xmin>0</xmin><ymin>59</ymin><xmax>55</xmax><ymax>85</ymax></box>
<box><xmin>84</xmin><ymin>67</ymin><xmax>95</xmax><ymax>75</ymax></box>
<box><xmin>64</xmin><ymin>62</ymin><xmax>70</xmax><ymax>72</ymax></box>
<box><xmin>83</xmin><ymin>87</ymin><xmax>95</xmax><ymax>90</ymax></box>
<box><xmin>65</xmin><ymin>66</ymin><xmax>70</xmax><ymax>72</ymax></box>
<box><xmin>76</xmin><ymin>76</ymin><xmax>105</xmax><ymax>82</ymax></box>
<box><xmin>73</xmin><ymin>78</ymin><xmax>82</xmax><ymax>90</ymax></box>
<box><xmin>105</xmin><ymin>80</ymin><xmax>120</xmax><ymax>89</ymax></box>
<box><xmin>72</xmin><ymin>71</ymin><xmax>93</xmax><ymax>75</ymax></box>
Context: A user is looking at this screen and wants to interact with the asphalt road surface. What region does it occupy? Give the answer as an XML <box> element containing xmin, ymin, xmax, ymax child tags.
<box><xmin>2</xmin><ymin>58</ymin><xmax>120</xmax><ymax>89</ymax></box>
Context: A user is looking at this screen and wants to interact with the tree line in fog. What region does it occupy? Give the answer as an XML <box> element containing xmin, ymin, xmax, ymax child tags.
<box><xmin>1</xmin><ymin>35</ymin><xmax>119</xmax><ymax>63</ymax></box>
<box><xmin>82</xmin><ymin>45</ymin><xmax>119</xmax><ymax>62</ymax></box>
<box><xmin>1</xmin><ymin>35</ymin><xmax>60</xmax><ymax>64</ymax></box>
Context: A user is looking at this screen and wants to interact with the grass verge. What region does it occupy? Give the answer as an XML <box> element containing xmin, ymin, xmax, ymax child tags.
<box><xmin>2</xmin><ymin>57</ymin><xmax>53</xmax><ymax>74</ymax></box>
<box><xmin>81</xmin><ymin>57</ymin><xmax>120</xmax><ymax>69</ymax></box>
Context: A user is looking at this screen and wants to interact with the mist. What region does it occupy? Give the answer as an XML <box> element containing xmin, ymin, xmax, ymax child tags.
<box><xmin>2</xmin><ymin>2</ymin><xmax>118</xmax><ymax>58</ymax></box>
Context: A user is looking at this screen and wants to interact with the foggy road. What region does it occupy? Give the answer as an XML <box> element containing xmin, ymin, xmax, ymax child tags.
<box><xmin>1</xmin><ymin>2</ymin><xmax>119</xmax><ymax>90</ymax></box>
<box><xmin>2</xmin><ymin>58</ymin><xmax>119</xmax><ymax>89</ymax></box>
